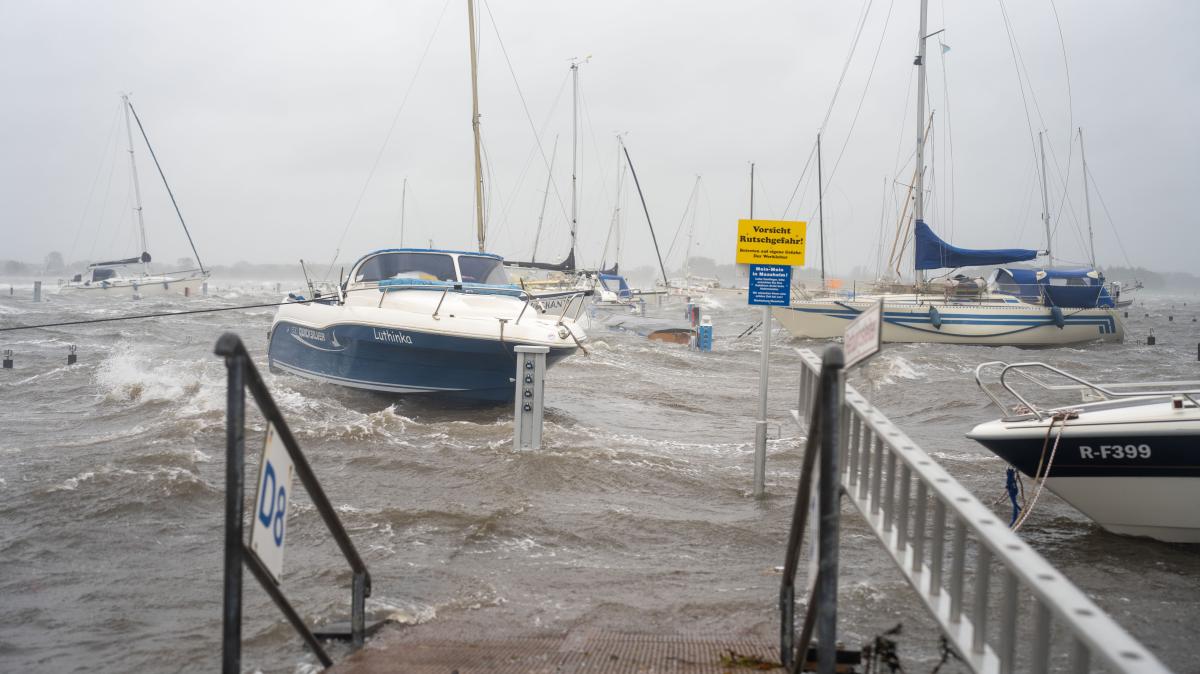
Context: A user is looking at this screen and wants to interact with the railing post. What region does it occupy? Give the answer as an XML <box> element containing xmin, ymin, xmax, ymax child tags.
<box><xmin>220</xmin><ymin>348</ymin><xmax>246</xmax><ymax>674</ymax></box>
<box><xmin>816</xmin><ymin>345</ymin><xmax>844</xmax><ymax>674</ymax></box>
<box><xmin>352</xmin><ymin>572</ymin><xmax>367</xmax><ymax>647</ymax></box>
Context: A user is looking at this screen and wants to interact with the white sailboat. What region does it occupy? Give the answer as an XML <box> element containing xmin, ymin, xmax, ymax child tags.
<box><xmin>59</xmin><ymin>94</ymin><xmax>210</xmax><ymax>299</ymax></box>
<box><xmin>773</xmin><ymin>0</ymin><xmax>1123</xmax><ymax>347</ymax></box>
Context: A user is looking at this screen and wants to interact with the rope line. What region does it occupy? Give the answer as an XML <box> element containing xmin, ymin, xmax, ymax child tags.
<box><xmin>1012</xmin><ymin>410</ymin><xmax>1073</xmax><ymax>531</ymax></box>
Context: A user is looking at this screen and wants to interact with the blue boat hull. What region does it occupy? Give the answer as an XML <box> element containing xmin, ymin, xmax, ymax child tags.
<box><xmin>267</xmin><ymin>322</ymin><xmax>575</xmax><ymax>402</ymax></box>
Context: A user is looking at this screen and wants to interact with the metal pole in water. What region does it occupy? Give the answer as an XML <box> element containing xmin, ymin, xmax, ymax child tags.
<box><xmin>816</xmin><ymin>346</ymin><xmax>845</xmax><ymax>674</ymax></box>
<box><xmin>753</xmin><ymin>304</ymin><xmax>770</xmax><ymax>498</ymax></box>
<box><xmin>513</xmin><ymin>345</ymin><xmax>549</xmax><ymax>450</ymax></box>
<box><xmin>221</xmin><ymin>352</ymin><xmax>246</xmax><ymax>673</ymax></box>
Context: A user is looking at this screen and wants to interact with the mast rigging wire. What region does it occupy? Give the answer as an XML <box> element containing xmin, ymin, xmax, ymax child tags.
<box><xmin>322</xmin><ymin>0</ymin><xmax>453</xmax><ymax>282</ymax></box>
<box><xmin>126</xmin><ymin>100</ymin><xmax>207</xmax><ymax>274</ymax></box>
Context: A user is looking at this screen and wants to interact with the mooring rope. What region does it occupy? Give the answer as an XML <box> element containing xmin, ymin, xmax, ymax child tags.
<box><xmin>1011</xmin><ymin>410</ymin><xmax>1073</xmax><ymax>532</ymax></box>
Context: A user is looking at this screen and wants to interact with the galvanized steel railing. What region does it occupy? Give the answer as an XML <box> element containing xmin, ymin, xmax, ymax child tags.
<box><xmin>216</xmin><ymin>333</ymin><xmax>374</xmax><ymax>672</ymax></box>
<box><xmin>794</xmin><ymin>347</ymin><xmax>1171</xmax><ymax>674</ymax></box>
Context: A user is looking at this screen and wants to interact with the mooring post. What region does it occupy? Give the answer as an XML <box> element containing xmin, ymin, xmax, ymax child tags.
<box><xmin>67</xmin><ymin>345</ymin><xmax>77</xmax><ymax>366</ymax></box>
<box><xmin>513</xmin><ymin>345</ymin><xmax>549</xmax><ymax>450</ymax></box>
<box><xmin>33</xmin><ymin>281</ymin><xmax>41</xmax><ymax>302</ymax></box>
<box><xmin>2</xmin><ymin>350</ymin><xmax>12</xmax><ymax>369</ymax></box>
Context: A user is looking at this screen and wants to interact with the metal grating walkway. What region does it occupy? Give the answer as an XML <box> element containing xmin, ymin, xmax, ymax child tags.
<box><xmin>337</xmin><ymin>625</ymin><xmax>781</xmax><ymax>673</ymax></box>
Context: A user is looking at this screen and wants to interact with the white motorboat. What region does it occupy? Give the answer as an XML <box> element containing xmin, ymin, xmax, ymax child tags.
<box><xmin>268</xmin><ymin>249</ymin><xmax>586</xmax><ymax>402</ymax></box>
<box><xmin>968</xmin><ymin>361</ymin><xmax>1200</xmax><ymax>543</ymax></box>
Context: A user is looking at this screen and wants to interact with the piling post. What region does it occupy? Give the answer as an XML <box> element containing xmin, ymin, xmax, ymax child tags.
<box><xmin>33</xmin><ymin>281</ymin><xmax>41</xmax><ymax>302</ymax></box>
<box><xmin>1147</xmin><ymin>331</ymin><xmax>1156</xmax><ymax>346</ymax></box>
<box><xmin>67</xmin><ymin>345</ymin><xmax>77</xmax><ymax>366</ymax></box>
<box><xmin>2</xmin><ymin>350</ymin><xmax>11</xmax><ymax>369</ymax></box>
<box><xmin>513</xmin><ymin>345</ymin><xmax>549</xmax><ymax>450</ymax></box>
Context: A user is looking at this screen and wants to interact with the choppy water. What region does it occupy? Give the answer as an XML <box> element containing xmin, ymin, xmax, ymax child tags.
<box><xmin>0</xmin><ymin>281</ymin><xmax>1197</xmax><ymax>673</ymax></box>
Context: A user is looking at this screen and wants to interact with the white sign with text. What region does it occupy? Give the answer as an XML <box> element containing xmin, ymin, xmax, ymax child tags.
<box><xmin>250</xmin><ymin>422</ymin><xmax>294</xmax><ymax>584</ymax></box>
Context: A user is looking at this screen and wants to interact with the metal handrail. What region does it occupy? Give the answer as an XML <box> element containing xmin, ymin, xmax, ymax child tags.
<box><xmin>974</xmin><ymin>360</ymin><xmax>1200</xmax><ymax>420</ymax></box>
<box><xmin>215</xmin><ymin>333</ymin><xmax>372</xmax><ymax>673</ymax></box>
<box><xmin>795</xmin><ymin>348</ymin><xmax>1171</xmax><ymax>673</ymax></box>
<box><xmin>779</xmin><ymin>346</ymin><xmax>845</xmax><ymax>673</ymax></box>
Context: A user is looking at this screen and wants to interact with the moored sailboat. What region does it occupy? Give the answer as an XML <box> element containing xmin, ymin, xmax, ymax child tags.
<box><xmin>59</xmin><ymin>94</ymin><xmax>210</xmax><ymax>299</ymax></box>
<box><xmin>773</xmin><ymin>0</ymin><xmax>1122</xmax><ymax>347</ymax></box>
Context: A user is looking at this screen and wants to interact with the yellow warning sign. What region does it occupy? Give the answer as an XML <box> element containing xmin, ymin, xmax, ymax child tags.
<box><xmin>735</xmin><ymin>219</ymin><xmax>807</xmax><ymax>266</ymax></box>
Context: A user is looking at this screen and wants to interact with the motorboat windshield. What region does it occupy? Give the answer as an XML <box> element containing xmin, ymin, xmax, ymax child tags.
<box><xmin>353</xmin><ymin>251</ymin><xmax>458</xmax><ymax>283</ymax></box>
<box><xmin>457</xmin><ymin>254</ymin><xmax>509</xmax><ymax>284</ymax></box>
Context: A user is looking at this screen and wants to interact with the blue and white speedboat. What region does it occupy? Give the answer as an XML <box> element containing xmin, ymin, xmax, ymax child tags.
<box><xmin>267</xmin><ymin>249</ymin><xmax>587</xmax><ymax>402</ymax></box>
<box><xmin>969</xmin><ymin>361</ymin><xmax>1200</xmax><ymax>542</ymax></box>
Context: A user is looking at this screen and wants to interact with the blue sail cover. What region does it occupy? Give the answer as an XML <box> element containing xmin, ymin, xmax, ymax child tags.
<box><xmin>599</xmin><ymin>273</ymin><xmax>632</xmax><ymax>298</ymax></box>
<box><xmin>914</xmin><ymin>220</ymin><xmax>1038</xmax><ymax>270</ymax></box>
<box><xmin>994</xmin><ymin>268</ymin><xmax>1115</xmax><ymax>308</ymax></box>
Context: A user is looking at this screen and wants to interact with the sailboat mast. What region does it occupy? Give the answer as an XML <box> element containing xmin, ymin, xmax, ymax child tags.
<box><xmin>569</xmin><ymin>59</ymin><xmax>580</xmax><ymax>259</ymax></box>
<box><xmin>615</xmin><ymin>136</ymin><xmax>624</xmax><ymax>267</ymax></box>
<box><xmin>532</xmin><ymin>135</ymin><xmax>559</xmax><ymax>263</ymax></box>
<box><xmin>685</xmin><ymin>175</ymin><xmax>700</xmax><ymax>282</ymax></box>
<box><xmin>121</xmin><ymin>94</ymin><xmax>149</xmax><ymax>273</ymax></box>
<box><xmin>1079</xmin><ymin>127</ymin><xmax>1096</xmax><ymax>268</ymax></box>
<box><xmin>400</xmin><ymin>177</ymin><xmax>408</xmax><ymax>247</ymax></box>
<box><xmin>1039</xmin><ymin>131</ymin><xmax>1053</xmax><ymax>266</ymax></box>
<box><xmin>817</xmin><ymin>132</ymin><xmax>826</xmax><ymax>287</ymax></box>
<box><xmin>913</xmin><ymin>0</ymin><xmax>929</xmax><ymax>282</ymax></box>
<box><xmin>467</xmin><ymin>0</ymin><xmax>486</xmax><ymax>252</ymax></box>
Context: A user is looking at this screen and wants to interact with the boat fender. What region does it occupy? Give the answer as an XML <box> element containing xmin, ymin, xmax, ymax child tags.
<box><xmin>928</xmin><ymin>305</ymin><xmax>942</xmax><ymax>329</ymax></box>
<box><xmin>1050</xmin><ymin>306</ymin><xmax>1065</xmax><ymax>329</ymax></box>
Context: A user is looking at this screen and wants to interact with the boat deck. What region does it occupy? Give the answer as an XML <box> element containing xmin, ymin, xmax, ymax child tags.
<box><xmin>336</xmin><ymin>624</ymin><xmax>781</xmax><ymax>673</ymax></box>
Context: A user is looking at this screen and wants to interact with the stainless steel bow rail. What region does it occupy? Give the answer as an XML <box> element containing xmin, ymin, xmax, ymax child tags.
<box><xmin>216</xmin><ymin>333</ymin><xmax>378</xmax><ymax>673</ymax></box>
<box><xmin>790</xmin><ymin>347</ymin><xmax>1171</xmax><ymax>674</ymax></box>
<box><xmin>974</xmin><ymin>360</ymin><xmax>1200</xmax><ymax>420</ymax></box>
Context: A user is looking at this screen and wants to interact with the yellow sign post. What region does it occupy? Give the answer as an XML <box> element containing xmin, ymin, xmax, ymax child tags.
<box><xmin>735</xmin><ymin>219</ymin><xmax>807</xmax><ymax>266</ymax></box>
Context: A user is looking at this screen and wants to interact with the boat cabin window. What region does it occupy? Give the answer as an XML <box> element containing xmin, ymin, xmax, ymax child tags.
<box><xmin>457</xmin><ymin>255</ymin><xmax>509</xmax><ymax>284</ymax></box>
<box><xmin>354</xmin><ymin>252</ymin><xmax>456</xmax><ymax>283</ymax></box>
<box><xmin>91</xmin><ymin>268</ymin><xmax>117</xmax><ymax>282</ymax></box>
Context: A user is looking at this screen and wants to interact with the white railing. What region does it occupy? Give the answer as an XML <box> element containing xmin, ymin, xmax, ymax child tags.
<box><xmin>795</xmin><ymin>347</ymin><xmax>1170</xmax><ymax>674</ymax></box>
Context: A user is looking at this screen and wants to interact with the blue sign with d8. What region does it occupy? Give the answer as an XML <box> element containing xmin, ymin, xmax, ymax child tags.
<box><xmin>748</xmin><ymin>264</ymin><xmax>792</xmax><ymax>306</ymax></box>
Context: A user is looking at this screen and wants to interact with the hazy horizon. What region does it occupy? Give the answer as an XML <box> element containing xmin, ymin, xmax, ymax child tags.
<box><xmin>2</xmin><ymin>1</ymin><xmax>1197</xmax><ymax>277</ymax></box>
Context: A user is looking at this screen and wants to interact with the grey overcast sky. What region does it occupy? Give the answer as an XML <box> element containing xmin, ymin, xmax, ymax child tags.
<box><xmin>1</xmin><ymin>0</ymin><xmax>1197</xmax><ymax>277</ymax></box>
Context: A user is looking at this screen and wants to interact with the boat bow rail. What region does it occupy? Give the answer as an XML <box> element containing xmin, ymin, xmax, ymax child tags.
<box><xmin>792</xmin><ymin>347</ymin><xmax>1171</xmax><ymax>673</ymax></box>
<box><xmin>974</xmin><ymin>360</ymin><xmax>1200</xmax><ymax>420</ymax></box>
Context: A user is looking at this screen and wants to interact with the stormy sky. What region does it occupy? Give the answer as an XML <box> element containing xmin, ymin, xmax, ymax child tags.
<box><xmin>1</xmin><ymin>0</ymin><xmax>1196</xmax><ymax>278</ymax></box>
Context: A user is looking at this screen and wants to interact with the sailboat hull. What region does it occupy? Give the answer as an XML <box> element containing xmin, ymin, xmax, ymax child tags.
<box><xmin>268</xmin><ymin>320</ymin><xmax>575</xmax><ymax>402</ymax></box>
<box><xmin>56</xmin><ymin>273</ymin><xmax>210</xmax><ymax>299</ymax></box>
<box><xmin>773</xmin><ymin>297</ymin><xmax>1123</xmax><ymax>346</ymax></box>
